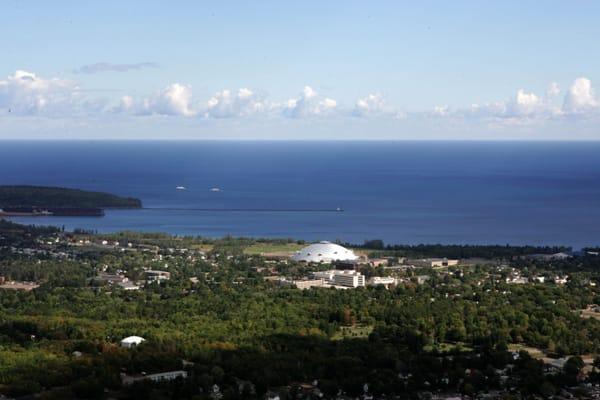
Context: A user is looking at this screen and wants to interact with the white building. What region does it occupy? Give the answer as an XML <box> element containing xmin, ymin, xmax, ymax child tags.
<box><xmin>145</xmin><ymin>270</ymin><xmax>171</xmax><ymax>282</ymax></box>
<box><xmin>118</xmin><ymin>281</ymin><xmax>140</xmax><ymax>290</ymax></box>
<box><xmin>120</xmin><ymin>336</ymin><xmax>145</xmax><ymax>348</ymax></box>
<box><xmin>368</xmin><ymin>276</ymin><xmax>396</xmax><ymax>287</ymax></box>
<box><xmin>313</xmin><ymin>270</ymin><xmax>365</xmax><ymax>288</ymax></box>
<box><xmin>121</xmin><ymin>370</ymin><xmax>188</xmax><ymax>385</ymax></box>
<box><xmin>291</xmin><ymin>241</ymin><xmax>358</xmax><ymax>263</ymax></box>
<box><xmin>430</xmin><ymin>258</ymin><xmax>459</xmax><ymax>268</ymax></box>
<box><xmin>292</xmin><ymin>279</ymin><xmax>325</xmax><ymax>289</ymax></box>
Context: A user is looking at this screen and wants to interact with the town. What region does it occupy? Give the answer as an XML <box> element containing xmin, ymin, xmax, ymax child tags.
<box><xmin>2</xmin><ymin>219</ymin><xmax>600</xmax><ymax>399</ymax></box>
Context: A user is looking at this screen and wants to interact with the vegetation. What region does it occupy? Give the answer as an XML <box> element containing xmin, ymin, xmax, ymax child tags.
<box><xmin>1</xmin><ymin>221</ymin><xmax>600</xmax><ymax>398</ymax></box>
<box><xmin>0</xmin><ymin>185</ymin><xmax>142</xmax><ymax>208</ymax></box>
<box><xmin>353</xmin><ymin>240</ymin><xmax>570</xmax><ymax>259</ymax></box>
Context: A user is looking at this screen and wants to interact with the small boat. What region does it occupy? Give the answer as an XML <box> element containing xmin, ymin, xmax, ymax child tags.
<box><xmin>176</xmin><ymin>186</ymin><xmax>187</xmax><ymax>191</ymax></box>
<box><xmin>336</xmin><ymin>207</ymin><xmax>343</xmax><ymax>212</ymax></box>
<box><xmin>210</xmin><ymin>187</ymin><xmax>221</xmax><ymax>192</ymax></box>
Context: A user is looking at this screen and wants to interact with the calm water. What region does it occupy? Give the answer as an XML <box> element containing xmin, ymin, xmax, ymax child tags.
<box><xmin>1</xmin><ymin>141</ymin><xmax>599</xmax><ymax>248</ymax></box>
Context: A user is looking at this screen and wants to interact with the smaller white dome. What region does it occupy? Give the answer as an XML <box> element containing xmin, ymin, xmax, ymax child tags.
<box><xmin>291</xmin><ymin>241</ymin><xmax>357</xmax><ymax>263</ymax></box>
<box><xmin>120</xmin><ymin>336</ymin><xmax>145</xmax><ymax>348</ymax></box>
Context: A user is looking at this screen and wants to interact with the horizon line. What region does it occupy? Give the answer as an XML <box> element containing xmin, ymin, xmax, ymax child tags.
<box><xmin>2</xmin><ymin>138</ymin><xmax>600</xmax><ymax>142</ymax></box>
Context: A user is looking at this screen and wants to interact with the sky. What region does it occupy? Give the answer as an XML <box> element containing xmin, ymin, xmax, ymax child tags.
<box><xmin>1</xmin><ymin>1</ymin><xmax>599</xmax><ymax>140</ymax></box>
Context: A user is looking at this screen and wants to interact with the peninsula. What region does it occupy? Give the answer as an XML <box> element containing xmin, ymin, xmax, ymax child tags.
<box><xmin>0</xmin><ymin>185</ymin><xmax>142</xmax><ymax>216</ymax></box>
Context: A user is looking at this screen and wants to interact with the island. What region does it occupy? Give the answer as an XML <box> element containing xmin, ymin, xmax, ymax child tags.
<box><xmin>0</xmin><ymin>185</ymin><xmax>142</xmax><ymax>216</ymax></box>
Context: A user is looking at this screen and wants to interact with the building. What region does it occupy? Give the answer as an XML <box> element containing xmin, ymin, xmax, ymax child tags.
<box><xmin>313</xmin><ymin>270</ymin><xmax>365</xmax><ymax>288</ymax></box>
<box><xmin>430</xmin><ymin>258</ymin><xmax>459</xmax><ymax>268</ymax></box>
<box><xmin>292</xmin><ymin>279</ymin><xmax>325</xmax><ymax>289</ymax></box>
<box><xmin>291</xmin><ymin>241</ymin><xmax>358</xmax><ymax>263</ymax></box>
<box><xmin>145</xmin><ymin>270</ymin><xmax>171</xmax><ymax>282</ymax></box>
<box><xmin>0</xmin><ymin>281</ymin><xmax>40</xmax><ymax>291</ymax></box>
<box><xmin>121</xmin><ymin>370</ymin><xmax>188</xmax><ymax>385</ymax></box>
<box><xmin>120</xmin><ymin>336</ymin><xmax>145</xmax><ymax>348</ymax></box>
<box><xmin>118</xmin><ymin>281</ymin><xmax>140</xmax><ymax>290</ymax></box>
<box><xmin>368</xmin><ymin>276</ymin><xmax>396</xmax><ymax>287</ymax></box>
<box><xmin>368</xmin><ymin>258</ymin><xmax>390</xmax><ymax>267</ymax></box>
<box><xmin>95</xmin><ymin>273</ymin><xmax>128</xmax><ymax>284</ymax></box>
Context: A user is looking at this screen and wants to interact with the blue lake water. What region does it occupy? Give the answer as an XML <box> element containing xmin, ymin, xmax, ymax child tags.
<box><xmin>1</xmin><ymin>141</ymin><xmax>599</xmax><ymax>248</ymax></box>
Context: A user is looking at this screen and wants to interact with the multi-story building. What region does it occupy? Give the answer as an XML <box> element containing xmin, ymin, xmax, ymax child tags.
<box><xmin>313</xmin><ymin>270</ymin><xmax>365</xmax><ymax>288</ymax></box>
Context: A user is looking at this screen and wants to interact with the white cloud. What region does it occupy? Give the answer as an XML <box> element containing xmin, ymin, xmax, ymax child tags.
<box><xmin>204</xmin><ymin>88</ymin><xmax>266</xmax><ymax>118</ymax></box>
<box><xmin>118</xmin><ymin>95</ymin><xmax>134</xmax><ymax>111</ymax></box>
<box><xmin>452</xmin><ymin>86</ymin><xmax>562</xmax><ymax>122</ymax></box>
<box><xmin>563</xmin><ymin>77</ymin><xmax>598</xmax><ymax>114</ymax></box>
<box><xmin>547</xmin><ymin>82</ymin><xmax>560</xmax><ymax>97</ymax></box>
<box><xmin>0</xmin><ymin>70</ymin><xmax>82</xmax><ymax>115</ymax></box>
<box><xmin>4</xmin><ymin>69</ymin><xmax>599</xmax><ymax>138</ymax></box>
<box><xmin>118</xmin><ymin>83</ymin><xmax>197</xmax><ymax>117</ymax></box>
<box><xmin>282</xmin><ymin>86</ymin><xmax>338</xmax><ymax>118</ymax></box>
<box><xmin>506</xmin><ymin>89</ymin><xmax>544</xmax><ymax>117</ymax></box>
<box><xmin>150</xmin><ymin>83</ymin><xmax>196</xmax><ymax>116</ymax></box>
<box><xmin>354</xmin><ymin>93</ymin><xmax>386</xmax><ymax>116</ymax></box>
<box><xmin>433</xmin><ymin>105</ymin><xmax>450</xmax><ymax>117</ymax></box>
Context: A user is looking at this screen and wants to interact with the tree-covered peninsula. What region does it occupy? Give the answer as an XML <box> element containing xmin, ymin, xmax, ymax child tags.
<box><xmin>0</xmin><ymin>185</ymin><xmax>142</xmax><ymax>209</ymax></box>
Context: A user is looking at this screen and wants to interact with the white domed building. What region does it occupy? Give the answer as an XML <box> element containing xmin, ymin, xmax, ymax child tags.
<box><xmin>291</xmin><ymin>241</ymin><xmax>358</xmax><ymax>263</ymax></box>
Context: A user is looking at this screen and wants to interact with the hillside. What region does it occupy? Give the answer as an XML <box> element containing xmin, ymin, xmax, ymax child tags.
<box><xmin>0</xmin><ymin>185</ymin><xmax>142</xmax><ymax>209</ymax></box>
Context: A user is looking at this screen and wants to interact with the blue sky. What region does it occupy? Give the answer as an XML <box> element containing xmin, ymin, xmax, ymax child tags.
<box><xmin>1</xmin><ymin>1</ymin><xmax>599</xmax><ymax>139</ymax></box>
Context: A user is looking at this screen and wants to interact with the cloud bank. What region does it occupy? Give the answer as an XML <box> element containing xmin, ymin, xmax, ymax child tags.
<box><xmin>2</xmin><ymin>70</ymin><xmax>599</xmax><ymax>139</ymax></box>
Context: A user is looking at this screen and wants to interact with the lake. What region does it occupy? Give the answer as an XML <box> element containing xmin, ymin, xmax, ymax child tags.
<box><xmin>1</xmin><ymin>141</ymin><xmax>599</xmax><ymax>248</ymax></box>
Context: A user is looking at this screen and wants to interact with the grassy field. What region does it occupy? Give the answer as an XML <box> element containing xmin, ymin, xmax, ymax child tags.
<box><xmin>508</xmin><ymin>343</ymin><xmax>545</xmax><ymax>357</ymax></box>
<box><xmin>331</xmin><ymin>325</ymin><xmax>374</xmax><ymax>340</ymax></box>
<box><xmin>243</xmin><ymin>242</ymin><xmax>304</xmax><ymax>255</ymax></box>
<box><xmin>423</xmin><ymin>342</ymin><xmax>473</xmax><ymax>353</ymax></box>
<box><xmin>191</xmin><ymin>243</ymin><xmax>214</xmax><ymax>252</ymax></box>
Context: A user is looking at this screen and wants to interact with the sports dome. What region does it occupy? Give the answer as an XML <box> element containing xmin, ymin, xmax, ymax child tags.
<box><xmin>291</xmin><ymin>241</ymin><xmax>358</xmax><ymax>263</ymax></box>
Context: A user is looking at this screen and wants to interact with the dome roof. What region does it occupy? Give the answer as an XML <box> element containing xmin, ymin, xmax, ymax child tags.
<box><xmin>121</xmin><ymin>336</ymin><xmax>145</xmax><ymax>344</ymax></box>
<box><xmin>291</xmin><ymin>241</ymin><xmax>358</xmax><ymax>263</ymax></box>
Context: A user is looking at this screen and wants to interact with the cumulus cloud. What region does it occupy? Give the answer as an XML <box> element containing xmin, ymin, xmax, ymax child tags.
<box><xmin>5</xmin><ymin>69</ymin><xmax>598</xmax><ymax>132</ymax></box>
<box><xmin>282</xmin><ymin>86</ymin><xmax>337</xmax><ymax>118</ymax></box>
<box><xmin>204</xmin><ymin>88</ymin><xmax>266</xmax><ymax>118</ymax></box>
<box><xmin>0</xmin><ymin>70</ymin><xmax>82</xmax><ymax>115</ymax></box>
<box><xmin>74</xmin><ymin>62</ymin><xmax>158</xmax><ymax>74</ymax></box>
<box><xmin>118</xmin><ymin>83</ymin><xmax>197</xmax><ymax>117</ymax></box>
<box><xmin>563</xmin><ymin>77</ymin><xmax>598</xmax><ymax>114</ymax></box>
<box><xmin>353</xmin><ymin>93</ymin><xmax>386</xmax><ymax>116</ymax></box>
<box><xmin>436</xmin><ymin>79</ymin><xmax>599</xmax><ymax>123</ymax></box>
<box><xmin>449</xmin><ymin>85</ymin><xmax>565</xmax><ymax>121</ymax></box>
<box><xmin>505</xmin><ymin>89</ymin><xmax>546</xmax><ymax>117</ymax></box>
<box><xmin>150</xmin><ymin>83</ymin><xmax>196</xmax><ymax>116</ymax></box>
